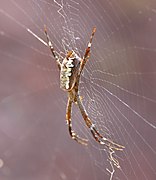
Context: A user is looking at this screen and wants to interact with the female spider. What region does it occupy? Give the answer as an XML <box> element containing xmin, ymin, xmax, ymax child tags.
<box><xmin>44</xmin><ymin>26</ymin><xmax>124</xmax><ymax>152</ymax></box>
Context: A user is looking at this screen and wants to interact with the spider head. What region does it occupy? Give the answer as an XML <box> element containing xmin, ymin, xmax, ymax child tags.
<box><xmin>66</xmin><ymin>50</ymin><xmax>79</xmax><ymax>60</ymax></box>
<box><xmin>66</xmin><ymin>50</ymin><xmax>82</xmax><ymax>63</ymax></box>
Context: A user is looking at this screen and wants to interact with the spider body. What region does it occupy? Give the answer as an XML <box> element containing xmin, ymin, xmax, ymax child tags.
<box><xmin>44</xmin><ymin>26</ymin><xmax>124</xmax><ymax>166</ymax></box>
<box><xmin>60</xmin><ymin>51</ymin><xmax>81</xmax><ymax>91</ymax></box>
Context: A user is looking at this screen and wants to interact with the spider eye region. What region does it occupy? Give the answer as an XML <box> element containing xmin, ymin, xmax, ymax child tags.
<box><xmin>60</xmin><ymin>52</ymin><xmax>81</xmax><ymax>91</ymax></box>
<box><xmin>67</xmin><ymin>51</ymin><xmax>73</xmax><ymax>58</ymax></box>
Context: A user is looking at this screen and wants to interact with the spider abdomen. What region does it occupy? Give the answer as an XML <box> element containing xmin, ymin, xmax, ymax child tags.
<box><xmin>60</xmin><ymin>51</ymin><xmax>81</xmax><ymax>91</ymax></box>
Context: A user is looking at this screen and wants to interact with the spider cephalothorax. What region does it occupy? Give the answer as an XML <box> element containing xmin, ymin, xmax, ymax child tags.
<box><xmin>44</xmin><ymin>26</ymin><xmax>124</xmax><ymax>168</ymax></box>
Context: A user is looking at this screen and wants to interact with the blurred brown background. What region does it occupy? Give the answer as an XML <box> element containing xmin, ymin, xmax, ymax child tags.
<box><xmin>0</xmin><ymin>0</ymin><xmax>156</xmax><ymax>180</ymax></box>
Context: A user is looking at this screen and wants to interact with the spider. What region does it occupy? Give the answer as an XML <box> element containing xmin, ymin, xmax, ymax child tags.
<box><xmin>44</xmin><ymin>26</ymin><xmax>125</xmax><ymax>152</ymax></box>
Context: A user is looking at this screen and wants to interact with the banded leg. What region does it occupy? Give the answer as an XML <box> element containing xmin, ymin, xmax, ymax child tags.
<box><xmin>44</xmin><ymin>26</ymin><xmax>61</xmax><ymax>69</ymax></box>
<box><xmin>66</xmin><ymin>98</ymin><xmax>88</xmax><ymax>145</ymax></box>
<box><xmin>76</xmin><ymin>95</ymin><xmax>125</xmax><ymax>151</ymax></box>
<box><xmin>79</xmin><ymin>27</ymin><xmax>96</xmax><ymax>74</ymax></box>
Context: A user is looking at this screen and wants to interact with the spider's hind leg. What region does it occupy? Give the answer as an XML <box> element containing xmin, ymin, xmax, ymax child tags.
<box><xmin>76</xmin><ymin>95</ymin><xmax>125</xmax><ymax>150</ymax></box>
<box><xmin>66</xmin><ymin>99</ymin><xmax>88</xmax><ymax>145</ymax></box>
<box><xmin>90</xmin><ymin>124</ymin><xmax>125</xmax><ymax>151</ymax></box>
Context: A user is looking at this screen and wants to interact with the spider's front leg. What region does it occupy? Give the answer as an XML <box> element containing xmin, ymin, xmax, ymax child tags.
<box><xmin>44</xmin><ymin>26</ymin><xmax>61</xmax><ymax>70</ymax></box>
<box><xmin>79</xmin><ymin>27</ymin><xmax>96</xmax><ymax>75</ymax></box>
<box><xmin>66</xmin><ymin>97</ymin><xmax>88</xmax><ymax>145</ymax></box>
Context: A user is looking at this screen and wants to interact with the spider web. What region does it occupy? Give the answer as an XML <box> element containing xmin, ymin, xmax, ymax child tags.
<box><xmin>0</xmin><ymin>0</ymin><xmax>156</xmax><ymax>179</ymax></box>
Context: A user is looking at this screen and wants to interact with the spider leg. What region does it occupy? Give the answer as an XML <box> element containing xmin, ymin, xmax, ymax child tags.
<box><xmin>66</xmin><ymin>98</ymin><xmax>88</xmax><ymax>145</ymax></box>
<box><xmin>79</xmin><ymin>27</ymin><xmax>96</xmax><ymax>74</ymax></box>
<box><xmin>44</xmin><ymin>25</ymin><xmax>61</xmax><ymax>70</ymax></box>
<box><xmin>76</xmin><ymin>95</ymin><xmax>125</xmax><ymax>151</ymax></box>
<box><xmin>90</xmin><ymin>125</ymin><xmax>125</xmax><ymax>151</ymax></box>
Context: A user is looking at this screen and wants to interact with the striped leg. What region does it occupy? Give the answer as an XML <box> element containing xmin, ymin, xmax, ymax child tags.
<box><xmin>66</xmin><ymin>98</ymin><xmax>88</xmax><ymax>145</ymax></box>
<box><xmin>79</xmin><ymin>27</ymin><xmax>96</xmax><ymax>74</ymax></box>
<box><xmin>44</xmin><ymin>26</ymin><xmax>61</xmax><ymax>69</ymax></box>
<box><xmin>76</xmin><ymin>95</ymin><xmax>125</xmax><ymax>151</ymax></box>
